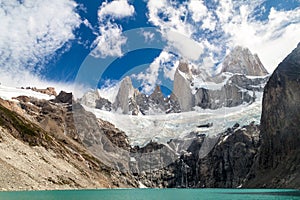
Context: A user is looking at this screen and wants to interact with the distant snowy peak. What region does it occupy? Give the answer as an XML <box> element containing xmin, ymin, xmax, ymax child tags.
<box><xmin>172</xmin><ymin>58</ymin><xmax>269</xmax><ymax>111</ymax></box>
<box><xmin>113</xmin><ymin>79</ymin><xmax>181</xmax><ymax>115</ymax></box>
<box><xmin>79</xmin><ymin>90</ymin><xmax>100</xmax><ymax>108</ymax></box>
<box><xmin>79</xmin><ymin>46</ymin><xmax>270</xmax><ymax>115</ymax></box>
<box><xmin>221</xmin><ymin>46</ymin><xmax>269</xmax><ymax>76</ymax></box>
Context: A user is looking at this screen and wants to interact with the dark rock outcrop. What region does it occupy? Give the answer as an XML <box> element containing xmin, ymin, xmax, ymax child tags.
<box><xmin>194</xmin><ymin>84</ymin><xmax>254</xmax><ymax>109</ymax></box>
<box><xmin>195</xmin><ymin>124</ymin><xmax>260</xmax><ymax>188</ymax></box>
<box><xmin>52</xmin><ymin>91</ymin><xmax>73</xmax><ymax>104</ymax></box>
<box><xmin>247</xmin><ymin>43</ymin><xmax>300</xmax><ymax>188</ymax></box>
<box><xmin>148</xmin><ymin>86</ymin><xmax>167</xmax><ymax>112</ymax></box>
<box><xmin>134</xmin><ymin>91</ymin><xmax>149</xmax><ymax>115</ymax></box>
<box><xmin>166</xmin><ymin>93</ymin><xmax>181</xmax><ymax>114</ymax></box>
<box><xmin>136</xmin><ymin>86</ymin><xmax>181</xmax><ymax>114</ymax></box>
<box><xmin>95</xmin><ymin>97</ymin><xmax>112</xmax><ymax>111</ymax></box>
<box><xmin>228</xmin><ymin>74</ymin><xmax>268</xmax><ymax>92</ymax></box>
<box><xmin>98</xmin><ymin>119</ymin><xmax>131</xmax><ymax>151</ymax></box>
<box><xmin>135</xmin><ymin>123</ymin><xmax>260</xmax><ymax>188</ymax></box>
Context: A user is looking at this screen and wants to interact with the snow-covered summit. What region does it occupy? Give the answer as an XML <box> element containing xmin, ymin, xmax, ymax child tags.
<box><xmin>172</xmin><ymin>58</ymin><xmax>269</xmax><ymax>111</ymax></box>
<box><xmin>79</xmin><ymin>46</ymin><xmax>269</xmax><ymax>115</ymax></box>
<box><xmin>220</xmin><ymin>46</ymin><xmax>268</xmax><ymax>76</ymax></box>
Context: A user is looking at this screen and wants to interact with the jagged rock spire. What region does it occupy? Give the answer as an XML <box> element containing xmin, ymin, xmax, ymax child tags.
<box><xmin>113</xmin><ymin>76</ymin><xmax>135</xmax><ymax>114</ymax></box>
<box><xmin>221</xmin><ymin>46</ymin><xmax>268</xmax><ymax>76</ymax></box>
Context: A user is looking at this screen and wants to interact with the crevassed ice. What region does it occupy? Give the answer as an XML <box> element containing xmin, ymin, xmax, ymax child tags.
<box><xmin>84</xmin><ymin>95</ymin><xmax>262</xmax><ymax>147</ymax></box>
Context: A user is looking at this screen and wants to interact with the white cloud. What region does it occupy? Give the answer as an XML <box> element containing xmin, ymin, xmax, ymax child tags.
<box><xmin>91</xmin><ymin>0</ymin><xmax>135</xmax><ymax>58</ymax></box>
<box><xmin>146</xmin><ymin>0</ymin><xmax>300</xmax><ymax>73</ymax></box>
<box><xmin>165</xmin><ymin>30</ymin><xmax>204</xmax><ymax>61</ymax></box>
<box><xmin>134</xmin><ymin>51</ymin><xmax>177</xmax><ymax>94</ymax></box>
<box><xmin>135</xmin><ymin>60</ymin><xmax>160</xmax><ymax>94</ymax></box>
<box><xmin>91</xmin><ymin>22</ymin><xmax>127</xmax><ymax>58</ymax></box>
<box><xmin>146</xmin><ymin>0</ymin><xmax>204</xmax><ymax>61</ymax></box>
<box><xmin>141</xmin><ymin>31</ymin><xmax>155</xmax><ymax>42</ymax></box>
<box><xmin>201</xmin><ymin>12</ymin><xmax>217</xmax><ymax>31</ymax></box>
<box><xmin>216</xmin><ymin>0</ymin><xmax>234</xmax><ymax>23</ymax></box>
<box><xmin>98</xmin><ymin>0</ymin><xmax>135</xmax><ymax>21</ymax></box>
<box><xmin>163</xmin><ymin>60</ymin><xmax>179</xmax><ymax>81</ymax></box>
<box><xmin>201</xmin><ymin>57</ymin><xmax>215</xmax><ymax>75</ymax></box>
<box><xmin>97</xmin><ymin>80</ymin><xmax>120</xmax><ymax>103</ymax></box>
<box><xmin>147</xmin><ymin>0</ymin><xmax>194</xmax><ymax>37</ymax></box>
<box><xmin>206</xmin><ymin>0</ymin><xmax>300</xmax><ymax>72</ymax></box>
<box><xmin>188</xmin><ymin>0</ymin><xmax>208</xmax><ymax>23</ymax></box>
<box><xmin>222</xmin><ymin>5</ymin><xmax>300</xmax><ymax>72</ymax></box>
<box><xmin>83</xmin><ymin>19</ymin><xmax>93</xmax><ymax>30</ymax></box>
<box><xmin>0</xmin><ymin>0</ymin><xmax>81</xmax><ymax>87</ymax></box>
<box><xmin>146</xmin><ymin>0</ymin><xmax>208</xmax><ymax>68</ymax></box>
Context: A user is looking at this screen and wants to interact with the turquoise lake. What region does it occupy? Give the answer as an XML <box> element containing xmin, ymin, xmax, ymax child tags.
<box><xmin>0</xmin><ymin>189</ymin><xmax>299</xmax><ymax>200</ymax></box>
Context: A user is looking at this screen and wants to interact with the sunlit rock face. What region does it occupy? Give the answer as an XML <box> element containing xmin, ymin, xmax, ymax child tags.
<box><xmin>113</xmin><ymin>76</ymin><xmax>135</xmax><ymax>114</ymax></box>
<box><xmin>221</xmin><ymin>46</ymin><xmax>268</xmax><ymax>76</ymax></box>
<box><xmin>173</xmin><ymin>61</ymin><xmax>195</xmax><ymax>112</ymax></box>
<box><xmin>81</xmin><ymin>46</ymin><xmax>269</xmax><ymax>114</ymax></box>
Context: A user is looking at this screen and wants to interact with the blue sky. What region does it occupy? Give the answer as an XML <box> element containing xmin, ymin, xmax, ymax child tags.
<box><xmin>0</xmin><ymin>0</ymin><xmax>300</xmax><ymax>96</ymax></box>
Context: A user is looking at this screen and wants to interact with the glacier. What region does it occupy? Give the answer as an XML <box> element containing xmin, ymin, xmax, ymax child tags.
<box><xmin>0</xmin><ymin>84</ymin><xmax>263</xmax><ymax>148</ymax></box>
<box><xmin>84</xmin><ymin>93</ymin><xmax>263</xmax><ymax>147</ymax></box>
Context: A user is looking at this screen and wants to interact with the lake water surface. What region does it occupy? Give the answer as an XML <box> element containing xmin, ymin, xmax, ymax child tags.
<box><xmin>0</xmin><ymin>189</ymin><xmax>299</xmax><ymax>200</ymax></box>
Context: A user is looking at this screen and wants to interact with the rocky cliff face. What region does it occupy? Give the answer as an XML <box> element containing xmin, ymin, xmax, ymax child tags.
<box><xmin>132</xmin><ymin>123</ymin><xmax>260</xmax><ymax>188</ymax></box>
<box><xmin>173</xmin><ymin>61</ymin><xmax>268</xmax><ymax>111</ymax></box>
<box><xmin>246</xmin><ymin>43</ymin><xmax>300</xmax><ymax>188</ymax></box>
<box><xmin>113</xmin><ymin>76</ymin><xmax>135</xmax><ymax>114</ymax></box>
<box><xmin>80</xmin><ymin>46</ymin><xmax>269</xmax><ymax>114</ymax></box>
<box><xmin>80</xmin><ymin>77</ymin><xmax>181</xmax><ymax>115</ymax></box>
<box><xmin>173</xmin><ymin>46</ymin><xmax>269</xmax><ymax>111</ymax></box>
<box><xmin>0</xmin><ymin>94</ymin><xmax>139</xmax><ymax>190</ymax></box>
<box><xmin>194</xmin><ymin>83</ymin><xmax>253</xmax><ymax>109</ymax></box>
<box><xmin>221</xmin><ymin>46</ymin><xmax>268</xmax><ymax>76</ymax></box>
<box><xmin>173</xmin><ymin>62</ymin><xmax>195</xmax><ymax>112</ymax></box>
<box><xmin>194</xmin><ymin>124</ymin><xmax>260</xmax><ymax>188</ymax></box>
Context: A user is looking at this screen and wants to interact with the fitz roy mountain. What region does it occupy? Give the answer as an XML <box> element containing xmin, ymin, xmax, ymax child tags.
<box><xmin>80</xmin><ymin>46</ymin><xmax>269</xmax><ymax>115</ymax></box>
<box><xmin>0</xmin><ymin>43</ymin><xmax>299</xmax><ymax>190</ymax></box>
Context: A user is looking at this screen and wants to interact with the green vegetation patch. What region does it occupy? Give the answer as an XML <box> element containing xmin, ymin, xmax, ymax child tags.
<box><xmin>0</xmin><ymin>104</ymin><xmax>52</xmax><ymax>146</ymax></box>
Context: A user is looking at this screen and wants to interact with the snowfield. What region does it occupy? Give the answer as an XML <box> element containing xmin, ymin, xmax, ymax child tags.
<box><xmin>0</xmin><ymin>84</ymin><xmax>263</xmax><ymax>148</ymax></box>
<box><xmin>84</xmin><ymin>96</ymin><xmax>263</xmax><ymax>146</ymax></box>
<box><xmin>0</xmin><ymin>85</ymin><xmax>54</xmax><ymax>101</ymax></box>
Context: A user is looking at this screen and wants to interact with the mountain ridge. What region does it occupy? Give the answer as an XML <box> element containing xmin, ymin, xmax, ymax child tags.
<box><xmin>80</xmin><ymin>46</ymin><xmax>269</xmax><ymax>115</ymax></box>
<box><xmin>0</xmin><ymin>44</ymin><xmax>299</xmax><ymax>190</ymax></box>
<box><xmin>0</xmin><ymin>94</ymin><xmax>139</xmax><ymax>190</ymax></box>
<box><xmin>220</xmin><ymin>46</ymin><xmax>269</xmax><ymax>76</ymax></box>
